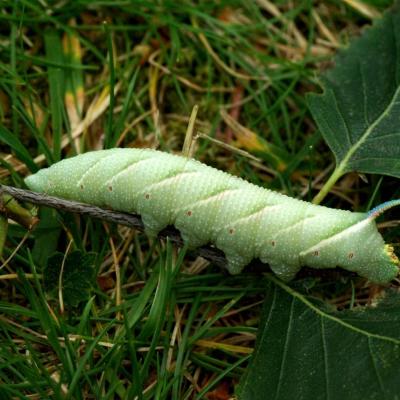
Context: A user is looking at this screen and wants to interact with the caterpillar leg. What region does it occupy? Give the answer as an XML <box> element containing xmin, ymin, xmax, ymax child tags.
<box><xmin>225</xmin><ymin>254</ymin><xmax>250</xmax><ymax>275</ymax></box>
<box><xmin>141</xmin><ymin>213</ymin><xmax>165</xmax><ymax>238</ymax></box>
<box><xmin>269</xmin><ymin>263</ymin><xmax>300</xmax><ymax>281</ymax></box>
<box><xmin>178</xmin><ymin>229</ymin><xmax>207</xmax><ymax>250</ymax></box>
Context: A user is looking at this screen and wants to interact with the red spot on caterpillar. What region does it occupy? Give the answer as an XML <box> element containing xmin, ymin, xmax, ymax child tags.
<box><xmin>348</xmin><ymin>252</ymin><xmax>354</xmax><ymax>259</ymax></box>
<box><xmin>187</xmin><ymin>210</ymin><xmax>192</xmax><ymax>216</ymax></box>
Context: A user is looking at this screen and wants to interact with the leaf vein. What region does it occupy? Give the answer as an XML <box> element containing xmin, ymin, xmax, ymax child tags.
<box><xmin>391</xmin><ymin>15</ymin><xmax>399</xmax><ymax>86</ymax></box>
<box><xmin>331</xmin><ymin>89</ymin><xmax>353</xmax><ymax>149</ymax></box>
<box><xmin>340</xmin><ymin>85</ymin><xmax>400</xmax><ymax>168</ymax></box>
<box><xmin>320</xmin><ymin>318</ymin><xmax>330</xmax><ymax>400</ymax></box>
<box><xmin>358</xmin><ymin>57</ymin><xmax>370</xmax><ymax>126</ymax></box>
<box><xmin>269</xmin><ymin>275</ymin><xmax>400</xmax><ymax>345</ymax></box>
<box><xmin>274</xmin><ymin>295</ymin><xmax>295</xmax><ymax>400</ymax></box>
<box><xmin>367</xmin><ymin>337</ymin><xmax>385</xmax><ymax>396</ymax></box>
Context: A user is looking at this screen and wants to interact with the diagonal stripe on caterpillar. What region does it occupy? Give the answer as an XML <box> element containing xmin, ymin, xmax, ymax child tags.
<box><xmin>24</xmin><ymin>148</ymin><xmax>399</xmax><ymax>284</ymax></box>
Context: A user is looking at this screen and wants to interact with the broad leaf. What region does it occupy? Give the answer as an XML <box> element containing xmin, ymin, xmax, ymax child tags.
<box><xmin>44</xmin><ymin>250</ymin><xmax>97</xmax><ymax>307</ymax></box>
<box><xmin>237</xmin><ymin>277</ymin><xmax>400</xmax><ymax>400</ymax></box>
<box><xmin>307</xmin><ymin>4</ymin><xmax>400</xmax><ymax>179</ymax></box>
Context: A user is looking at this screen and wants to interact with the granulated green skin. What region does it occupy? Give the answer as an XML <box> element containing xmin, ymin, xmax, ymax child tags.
<box><xmin>25</xmin><ymin>148</ymin><xmax>399</xmax><ymax>283</ymax></box>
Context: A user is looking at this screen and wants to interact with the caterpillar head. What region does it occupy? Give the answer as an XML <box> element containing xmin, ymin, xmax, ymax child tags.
<box><xmin>24</xmin><ymin>151</ymin><xmax>108</xmax><ymax>199</ymax></box>
<box><xmin>25</xmin><ymin>170</ymin><xmax>50</xmax><ymax>193</ymax></box>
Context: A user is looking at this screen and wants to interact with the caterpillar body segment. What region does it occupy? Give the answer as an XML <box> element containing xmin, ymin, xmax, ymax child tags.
<box><xmin>25</xmin><ymin>148</ymin><xmax>399</xmax><ymax>283</ymax></box>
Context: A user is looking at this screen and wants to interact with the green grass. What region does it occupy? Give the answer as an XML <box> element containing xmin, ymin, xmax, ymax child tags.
<box><xmin>0</xmin><ymin>0</ymin><xmax>398</xmax><ymax>398</ymax></box>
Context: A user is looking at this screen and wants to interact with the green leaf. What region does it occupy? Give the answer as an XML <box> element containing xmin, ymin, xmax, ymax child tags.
<box><xmin>0</xmin><ymin>123</ymin><xmax>38</xmax><ymax>173</ymax></box>
<box><xmin>44</xmin><ymin>250</ymin><xmax>97</xmax><ymax>307</ymax></box>
<box><xmin>307</xmin><ymin>4</ymin><xmax>400</xmax><ymax>201</ymax></box>
<box><xmin>45</xmin><ymin>30</ymin><xmax>65</xmax><ymax>162</ymax></box>
<box><xmin>237</xmin><ymin>276</ymin><xmax>400</xmax><ymax>400</ymax></box>
<box><xmin>32</xmin><ymin>208</ymin><xmax>61</xmax><ymax>267</ymax></box>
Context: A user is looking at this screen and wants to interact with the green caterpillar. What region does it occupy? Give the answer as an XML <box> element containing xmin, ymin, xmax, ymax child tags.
<box><xmin>25</xmin><ymin>148</ymin><xmax>399</xmax><ymax>283</ymax></box>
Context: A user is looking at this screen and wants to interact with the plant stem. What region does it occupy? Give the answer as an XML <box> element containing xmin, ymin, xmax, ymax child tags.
<box><xmin>0</xmin><ymin>215</ymin><xmax>7</xmax><ymax>258</ymax></box>
<box><xmin>312</xmin><ymin>163</ymin><xmax>345</xmax><ymax>205</ymax></box>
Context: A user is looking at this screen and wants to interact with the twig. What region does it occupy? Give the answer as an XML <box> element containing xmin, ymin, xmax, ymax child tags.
<box><xmin>0</xmin><ymin>185</ymin><xmax>228</xmax><ymax>267</ymax></box>
<box><xmin>0</xmin><ymin>185</ymin><xmax>358</xmax><ymax>280</ymax></box>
